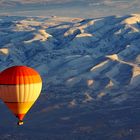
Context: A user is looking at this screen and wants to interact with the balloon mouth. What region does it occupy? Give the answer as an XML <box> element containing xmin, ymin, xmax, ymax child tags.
<box><xmin>18</xmin><ymin>120</ymin><xmax>24</xmax><ymax>126</ymax></box>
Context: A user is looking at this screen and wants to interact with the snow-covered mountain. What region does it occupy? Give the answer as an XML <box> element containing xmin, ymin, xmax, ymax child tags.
<box><xmin>0</xmin><ymin>14</ymin><xmax>140</xmax><ymax>92</ymax></box>
<box><xmin>0</xmin><ymin>14</ymin><xmax>140</xmax><ymax>139</ymax></box>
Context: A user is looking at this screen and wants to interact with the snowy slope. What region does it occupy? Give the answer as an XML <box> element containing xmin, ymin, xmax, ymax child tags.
<box><xmin>0</xmin><ymin>14</ymin><xmax>140</xmax><ymax>92</ymax></box>
<box><xmin>0</xmin><ymin>14</ymin><xmax>140</xmax><ymax>139</ymax></box>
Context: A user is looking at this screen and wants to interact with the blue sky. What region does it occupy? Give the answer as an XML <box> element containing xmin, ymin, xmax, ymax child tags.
<box><xmin>0</xmin><ymin>0</ymin><xmax>140</xmax><ymax>18</ymax></box>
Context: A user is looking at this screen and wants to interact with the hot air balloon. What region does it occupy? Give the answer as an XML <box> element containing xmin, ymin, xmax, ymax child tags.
<box><xmin>0</xmin><ymin>66</ymin><xmax>42</xmax><ymax>125</ymax></box>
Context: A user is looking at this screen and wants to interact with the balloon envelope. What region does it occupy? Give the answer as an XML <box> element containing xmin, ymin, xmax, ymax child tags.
<box><xmin>0</xmin><ymin>66</ymin><xmax>42</xmax><ymax>122</ymax></box>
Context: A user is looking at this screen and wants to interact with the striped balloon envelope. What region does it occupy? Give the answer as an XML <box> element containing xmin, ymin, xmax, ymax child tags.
<box><xmin>0</xmin><ymin>66</ymin><xmax>42</xmax><ymax>125</ymax></box>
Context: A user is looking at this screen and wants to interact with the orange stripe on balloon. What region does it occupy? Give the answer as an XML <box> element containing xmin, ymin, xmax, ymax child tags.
<box><xmin>0</xmin><ymin>66</ymin><xmax>39</xmax><ymax>76</ymax></box>
<box><xmin>0</xmin><ymin>75</ymin><xmax>42</xmax><ymax>84</ymax></box>
<box><xmin>0</xmin><ymin>66</ymin><xmax>42</xmax><ymax>84</ymax></box>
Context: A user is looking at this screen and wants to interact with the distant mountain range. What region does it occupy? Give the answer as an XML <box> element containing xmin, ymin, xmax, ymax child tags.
<box><xmin>0</xmin><ymin>0</ymin><xmax>140</xmax><ymax>16</ymax></box>
<box><xmin>0</xmin><ymin>0</ymin><xmax>136</xmax><ymax>8</ymax></box>
<box><xmin>0</xmin><ymin>0</ymin><xmax>83</xmax><ymax>7</ymax></box>
<box><xmin>0</xmin><ymin>0</ymin><xmax>140</xmax><ymax>18</ymax></box>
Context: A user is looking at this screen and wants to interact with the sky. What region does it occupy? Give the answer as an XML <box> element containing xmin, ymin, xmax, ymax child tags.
<box><xmin>0</xmin><ymin>0</ymin><xmax>140</xmax><ymax>18</ymax></box>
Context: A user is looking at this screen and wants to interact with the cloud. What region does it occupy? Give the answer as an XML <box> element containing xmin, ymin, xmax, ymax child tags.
<box><xmin>103</xmin><ymin>0</ymin><xmax>132</xmax><ymax>9</ymax></box>
<box><xmin>89</xmin><ymin>0</ymin><xmax>140</xmax><ymax>11</ymax></box>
